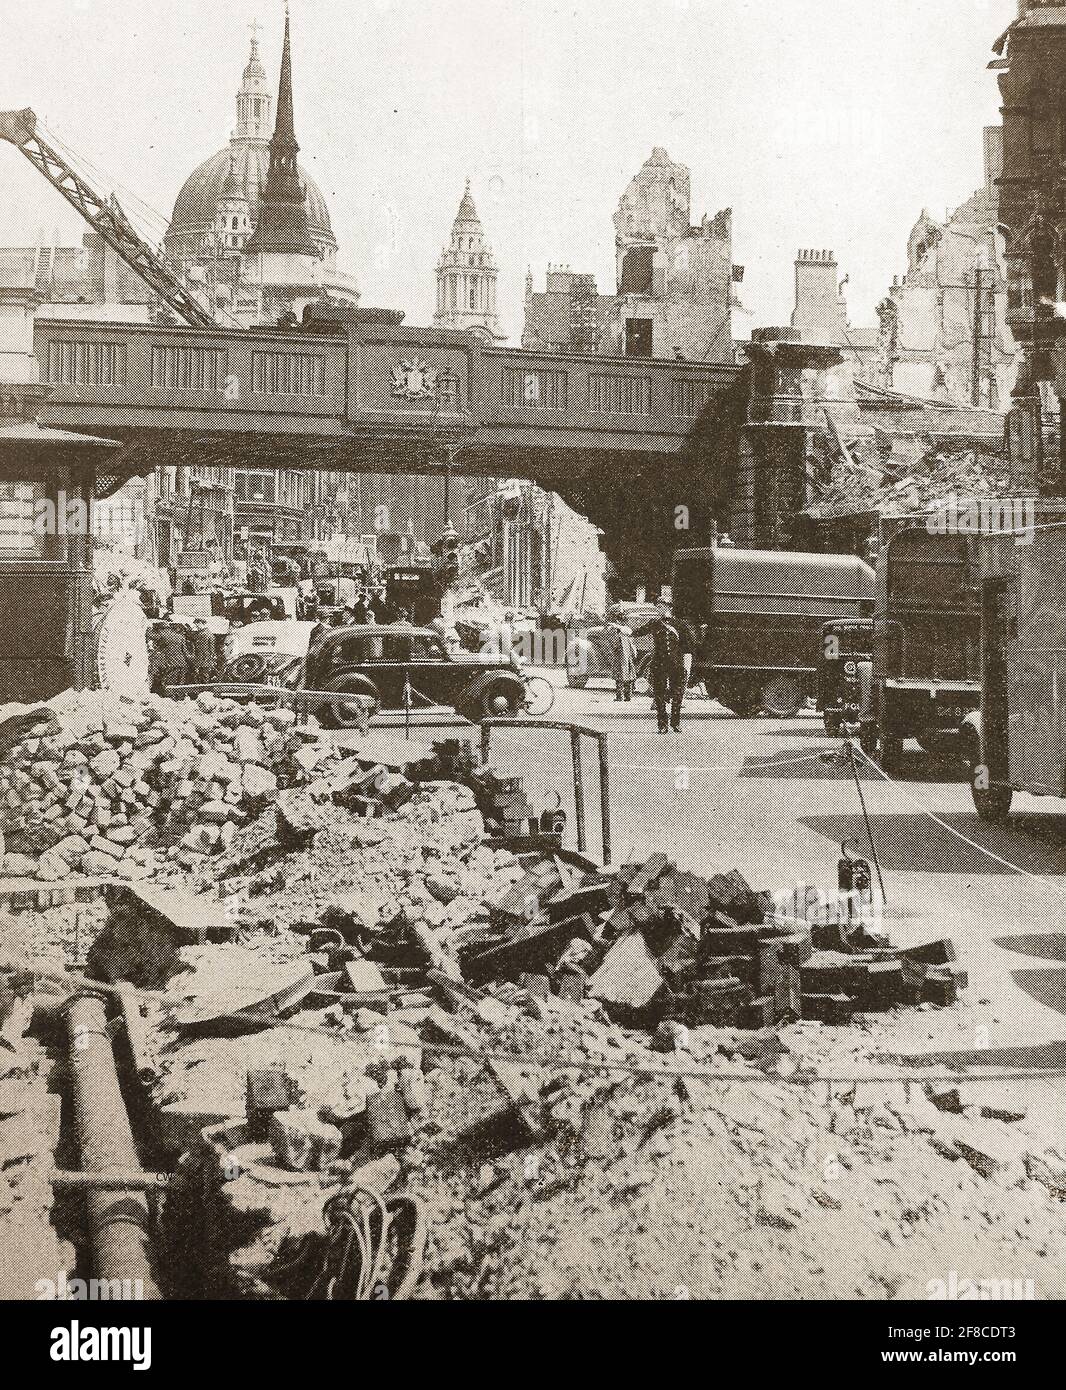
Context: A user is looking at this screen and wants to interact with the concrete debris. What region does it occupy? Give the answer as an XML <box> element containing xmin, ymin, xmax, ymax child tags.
<box><xmin>808</xmin><ymin>438</ymin><xmax>1014</xmax><ymax>521</ymax></box>
<box><xmin>6</xmin><ymin>719</ymin><xmax>1049</xmax><ymax>1303</ymax></box>
<box><xmin>269</xmin><ymin>1109</ymin><xmax>343</xmax><ymax>1172</ymax></box>
<box><xmin>0</xmin><ymin>689</ymin><xmax>355</xmax><ymax>885</ymax></box>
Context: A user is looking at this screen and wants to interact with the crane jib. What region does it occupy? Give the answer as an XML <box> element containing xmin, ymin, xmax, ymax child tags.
<box><xmin>0</xmin><ymin>106</ymin><xmax>219</xmax><ymax>332</ymax></box>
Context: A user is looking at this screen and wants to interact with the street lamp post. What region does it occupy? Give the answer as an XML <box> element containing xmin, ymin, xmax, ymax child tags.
<box><xmin>433</xmin><ymin>366</ymin><xmax>462</xmax><ymax>530</ymax></box>
<box><xmin>430</xmin><ymin>367</ymin><xmax>463</xmax><ymax>621</ymax></box>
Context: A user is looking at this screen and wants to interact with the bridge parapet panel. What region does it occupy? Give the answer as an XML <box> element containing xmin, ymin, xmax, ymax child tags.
<box><xmin>32</xmin><ymin>319</ymin><xmax>741</xmax><ymax>459</ymax></box>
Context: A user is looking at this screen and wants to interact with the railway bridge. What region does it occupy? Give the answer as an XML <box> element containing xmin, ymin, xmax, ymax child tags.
<box><xmin>32</xmin><ymin>316</ymin><xmax>747</xmax><ymax>580</ymax></box>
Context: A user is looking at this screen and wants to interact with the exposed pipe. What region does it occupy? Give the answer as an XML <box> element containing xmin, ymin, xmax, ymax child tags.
<box><xmin>65</xmin><ymin>992</ymin><xmax>160</xmax><ymax>1299</ymax></box>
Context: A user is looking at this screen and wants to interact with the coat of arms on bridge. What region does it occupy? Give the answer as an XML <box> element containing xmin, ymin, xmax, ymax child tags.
<box><xmin>390</xmin><ymin>359</ymin><xmax>438</xmax><ymax>400</ymax></box>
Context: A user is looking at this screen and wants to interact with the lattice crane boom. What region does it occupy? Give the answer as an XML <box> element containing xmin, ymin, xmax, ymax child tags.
<box><xmin>0</xmin><ymin>106</ymin><xmax>219</xmax><ymax>331</ymax></box>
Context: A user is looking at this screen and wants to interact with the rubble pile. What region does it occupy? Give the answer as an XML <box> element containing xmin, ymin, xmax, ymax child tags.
<box><xmin>141</xmin><ymin>926</ymin><xmax>1066</xmax><ymax>1301</ymax></box>
<box><xmin>0</xmin><ymin>976</ymin><xmax>71</xmax><ymax>1299</ymax></box>
<box><xmin>415</xmin><ymin>739</ymin><xmax>565</xmax><ymax>841</ymax></box>
<box><xmin>809</xmin><ymin>438</ymin><xmax>1014</xmax><ymax>520</ymax></box>
<box><xmin>0</xmin><ymin>690</ymin><xmax>363</xmax><ymax>885</ymax></box>
<box><xmin>0</xmin><ymin>710</ymin><xmax>1015</xmax><ymax>1301</ymax></box>
<box><xmin>456</xmin><ymin>848</ymin><xmax>966</xmax><ymax>1029</ymax></box>
<box><xmin>410</xmin><ymin>1005</ymin><xmax>1066</xmax><ymax>1300</ymax></box>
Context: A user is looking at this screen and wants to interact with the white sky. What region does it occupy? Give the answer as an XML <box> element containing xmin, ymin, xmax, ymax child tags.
<box><xmin>0</xmin><ymin>0</ymin><xmax>1013</xmax><ymax>339</ymax></box>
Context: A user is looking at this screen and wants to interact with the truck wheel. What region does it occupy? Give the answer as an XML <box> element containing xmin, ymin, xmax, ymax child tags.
<box><xmin>722</xmin><ymin>685</ymin><xmax>761</xmax><ymax>718</ymax></box>
<box><xmin>972</xmin><ymin>781</ymin><xmax>1013</xmax><ymax>823</ymax></box>
<box><xmin>760</xmin><ymin>675</ymin><xmax>803</xmax><ymax>719</ymax></box>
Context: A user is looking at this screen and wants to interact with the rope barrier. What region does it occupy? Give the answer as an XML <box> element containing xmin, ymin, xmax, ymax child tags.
<box><xmin>613</xmin><ymin>751</ymin><xmax>832</xmax><ymax>776</ymax></box>
<box><xmin>851</xmin><ymin>744</ymin><xmax>1066</xmax><ymax>900</ymax></box>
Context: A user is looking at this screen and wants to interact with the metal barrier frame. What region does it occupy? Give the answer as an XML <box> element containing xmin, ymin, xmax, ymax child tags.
<box><xmin>480</xmin><ymin>718</ymin><xmax>611</xmax><ymax>864</ymax></box>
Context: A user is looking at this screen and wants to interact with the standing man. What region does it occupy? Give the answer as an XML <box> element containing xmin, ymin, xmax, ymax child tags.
<box><xmin>604</xmin><ymin>608</ymin><xmax>637</xmax><ymax>702</ymax></box>
<box><xmin>189</xmin><ymin>617</ymin><xmax>218</xmax><ymax>685</ymax></box>
<box><xmin>641</xmin><ymin>602</ymin><xmax>686</xmax><ymax>733</ymax></box>
<box><xmin>151</xmin><ymin>621</ymin><xmax>193</xmax><ymax>695</ymax></box>
<box><xmin>247</xmin><ymin>550</ymin><xmax>263</xmax><ymax>594</ymax></box>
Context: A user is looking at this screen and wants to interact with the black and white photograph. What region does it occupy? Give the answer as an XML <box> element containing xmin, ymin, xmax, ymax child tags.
<box><xmin>0</xmin><ymin>0</ymin><xmax>1062</xmax><ymax>1350</ymax></box>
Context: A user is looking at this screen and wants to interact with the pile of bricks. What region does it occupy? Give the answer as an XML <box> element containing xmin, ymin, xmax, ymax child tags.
<box><xmin>411</xmin><ymin>740</ymin><xmax>565</xmax><ymax>843</ymax></box>
<box><xmin>454</xmin><ymin>850</ymin><xmax>963</xmax><ymax>1030</ymax></box>
<box><xmin>0</xmin><ymin>691</ymin><xmax>347</xmax><ymax>884</ymax></box>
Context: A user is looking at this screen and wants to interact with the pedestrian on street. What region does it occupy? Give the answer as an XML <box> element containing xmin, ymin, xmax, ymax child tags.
<box><xmin>370</xmin><ymin>587</ymin><xmax>391</xmax><ymax>623</ymax></box>
<box><xmin>637</xmin><ymin>602</ymin><xmax>687</xmax><ymax>733</ymax></box>
<box><xmin>604</xmin><ymin>607</ymin><xmax>637</xmax><ymax>701</ymax></box>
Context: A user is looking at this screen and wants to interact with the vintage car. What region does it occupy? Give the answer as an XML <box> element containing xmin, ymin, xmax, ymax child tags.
<box><xmin>219</xmin><ymin>619</ymin><xmax>321</xmax><ymax>684</ymax></box>
<box><xmin>175</xmin><ymin>590</ymin><xmax>294</xmax><ymax>625</ymax></box>
<box><xmin>187</xmin><ymin>623</ymin><xmax>532</xmax><ymax>727</ymax></box>
<box><xmin>564</xmin><ymin>603</ymin><xmax>659</xmax><ymax>690</ymax></box>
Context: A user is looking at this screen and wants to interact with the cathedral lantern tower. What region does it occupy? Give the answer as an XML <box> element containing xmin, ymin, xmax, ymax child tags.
<box><xmin>434</xmin><ymin>180</ymin><xmax>506</xmax><ymax>342</ymax></box>
<box><xmin>234</xmin><ymin>25</ymin><xmax>273</xmax><ymax>141</ymax></box>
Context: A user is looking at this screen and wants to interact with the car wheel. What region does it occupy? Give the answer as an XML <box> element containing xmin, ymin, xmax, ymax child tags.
<box><xmin>972</xmin><ymin>780</ymin><xmax>1012</xmax><ymax>823</ymax></box>
<box><xmin>565</xmin><ymin>667</ymin><xmax>588</xmax><ymax>689</ymax></box>
<box><xmin>823</xmin><ymin>712</ymin><xmax>842</xmax><ymax>737</ymax></box>
<box><xmin>480</xmin><ymin>683</ymin><xmax>522</xmax><ymax>719</ymax></box>
<box><xmin>322</xmin><ymin>675</ymin><xmax>379</xmax><ymax>728</ymax></box>
<box><xmin>761</xmin><ymin>675</ymin><xmax>804</xmax><ymax>719</ymax></box>
<box><xmin>228</xmin><ymin>653</ymin><xmax>268</xmax><ymax>683</ymax></box>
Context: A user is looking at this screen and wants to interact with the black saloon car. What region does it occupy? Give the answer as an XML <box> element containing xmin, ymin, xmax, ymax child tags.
<box><xmin>216</xmin><ymin>624</ymin><xmax>531</xmax><ymax>727</ymax></box>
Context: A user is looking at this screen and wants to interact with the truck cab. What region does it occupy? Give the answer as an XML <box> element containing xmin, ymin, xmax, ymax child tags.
<box><xmin>858</xmin><ymin>523</ymin><xmax>982</xmax><ymax>771</ymax></box>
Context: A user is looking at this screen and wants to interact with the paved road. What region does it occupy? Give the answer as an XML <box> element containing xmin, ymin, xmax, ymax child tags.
<box><xmin>353</xmin><ymin>669</ymin><xmax>1066</xmax><ymax>1061</ymax></box>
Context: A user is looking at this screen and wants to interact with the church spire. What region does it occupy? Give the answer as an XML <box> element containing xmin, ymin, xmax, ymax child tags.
<box><xmin>244</xmin><ymin>6</ymin><xmax>316</xmax><ymax>257</ymax></box>
<box><xmin>274</xmin><ymin>6</ymin><xmax>297</xmax><ymax>147</ymax></box>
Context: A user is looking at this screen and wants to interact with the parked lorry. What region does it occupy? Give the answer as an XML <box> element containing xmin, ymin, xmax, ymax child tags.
<box><xmin>670</xmin><ymin>546</ymin><xmax>874</xmax><ymax>718</ymax></box>
<box><xmin>857</xmin><ymin>522</ymin><xmax>982</xmax><ymax>771</ymax></box>
<box><xmin>963</xmin><ymin>519</ymin><xmax>1066</xmax><ymax>821</ymax></box>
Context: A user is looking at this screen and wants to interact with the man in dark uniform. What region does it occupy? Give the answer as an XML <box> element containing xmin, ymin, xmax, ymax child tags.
<box><xmin>150</xmin><ymin>622</ymin><xmax>192</xmax><ymax>695</ymax></box>
<box><xmin>643</xmin><ymin>602</ymin><xmax>687</xmax><ymax>733</ymax></box>
<box><xmin>189</xmin><ymin>618</ymin><xmax>217</xmax><ymax>685</ymax></box>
